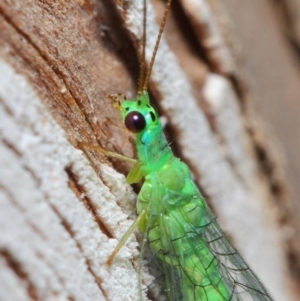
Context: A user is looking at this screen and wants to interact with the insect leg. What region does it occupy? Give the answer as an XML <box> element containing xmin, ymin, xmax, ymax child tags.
<box><xmin>77</xmin><ymin>141</ymin><xmax>137</xmax><ymax>164</ymax></box>
<box><xmin>107</xmin><ymin>209</ymin><xmax>147</xmax><ymax>266</ymax></box>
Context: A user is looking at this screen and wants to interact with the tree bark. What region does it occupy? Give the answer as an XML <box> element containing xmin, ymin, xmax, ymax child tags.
<box><xmin>0</xmin><ymin>0</ymin><xmax>299</xmax><ymax>300</ymax></box>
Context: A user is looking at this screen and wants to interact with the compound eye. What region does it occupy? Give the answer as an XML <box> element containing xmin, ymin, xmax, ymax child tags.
<box><xmin>125</xmin><ymin>111</ymin><xmax>146</xmax><ymax>133</ymax></box>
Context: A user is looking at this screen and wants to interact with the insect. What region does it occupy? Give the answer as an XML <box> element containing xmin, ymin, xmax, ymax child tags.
<box><xmin>84</xmin><ymin>0</ymin><xmax>276</xmax><ymax>300</ymax></box>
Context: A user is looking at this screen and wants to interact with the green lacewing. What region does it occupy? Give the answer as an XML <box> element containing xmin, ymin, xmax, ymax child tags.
<box><xmin>104</xmin><ymin>0</ymin><xmax>275</xmax><ymax>300</ymax></box>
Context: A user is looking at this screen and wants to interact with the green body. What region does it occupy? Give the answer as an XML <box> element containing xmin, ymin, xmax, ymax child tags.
<box><xmin>119</xmin><ymin>91</ymin><xmax>273</xmax><ymax>301</ymax></box>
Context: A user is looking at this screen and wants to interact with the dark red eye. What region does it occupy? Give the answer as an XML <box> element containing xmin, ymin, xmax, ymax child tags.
<box><xmin>125</xmin><ymin>111</ymin><xmax>146</xmax><ymax>133</ymax></box>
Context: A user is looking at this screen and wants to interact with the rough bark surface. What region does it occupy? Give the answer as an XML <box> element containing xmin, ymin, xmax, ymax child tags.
<box><xmin>0</xmin><ymin>0</ymin><xmax>299</xmax><ymax>300</ymax></box>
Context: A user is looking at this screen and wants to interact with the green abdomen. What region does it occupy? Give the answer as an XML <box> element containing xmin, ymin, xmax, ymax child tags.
<box><xmin>138</xmin><ymin>159</ymin><xmax>230</xmax><ymax>300</ymax></box>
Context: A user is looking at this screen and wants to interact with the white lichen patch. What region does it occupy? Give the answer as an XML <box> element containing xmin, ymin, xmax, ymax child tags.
<box><xmin>0</xmin><ymin>59</ymin><xmax>145</xmax><ymax>301</ymax></box>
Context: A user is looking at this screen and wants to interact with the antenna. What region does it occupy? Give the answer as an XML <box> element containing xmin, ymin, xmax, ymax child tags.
<box><xmin>138</xmin><ymin>0</ymin><xmax>147</xmax><ymax>93</ymax></box>
<box><xmin>137</xmin><ymin>0</ymin><xmax>173</xmax><ymax>93</ymax></box>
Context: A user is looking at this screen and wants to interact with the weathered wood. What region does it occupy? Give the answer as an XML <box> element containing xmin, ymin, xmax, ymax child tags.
<box><xmin>0</xmin><ymin>0</ymin><xmax>299</xmax><ymax>300</ymax></box>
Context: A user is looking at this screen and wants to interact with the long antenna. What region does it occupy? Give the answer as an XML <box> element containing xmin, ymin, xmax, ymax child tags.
<box><xmin>137</xmin><ymin>0</ymin><xmax>147</xmax><ymax>93</ymax></box>
<box><xmin>141</xmin><ymin>0</ymin><xmax>173</xmax><ymax>92</ymax></box>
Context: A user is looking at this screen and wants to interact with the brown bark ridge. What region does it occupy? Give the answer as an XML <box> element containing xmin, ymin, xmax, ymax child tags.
<box><xmin>0</xmin><ymin>0</ymin><xmax>299</xmax><ymax>300</ymax></box>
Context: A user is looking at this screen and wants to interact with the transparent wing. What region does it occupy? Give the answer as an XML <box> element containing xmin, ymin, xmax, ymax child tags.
<box><xmin>140</xmin><ymin>191</ymin><xmax>274</xmax><ymax>301</ymax></box>
<box><xmin>198</xmin><ymin>209</ymin><xmax>274</xmax><ymax>301</ymax></box>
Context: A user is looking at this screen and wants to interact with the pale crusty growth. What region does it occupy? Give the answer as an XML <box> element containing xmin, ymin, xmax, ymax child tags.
<box><xmin>0</xmin><ymin>60</ymin><xmax>143</xmax><ymax>301</ymax></box>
